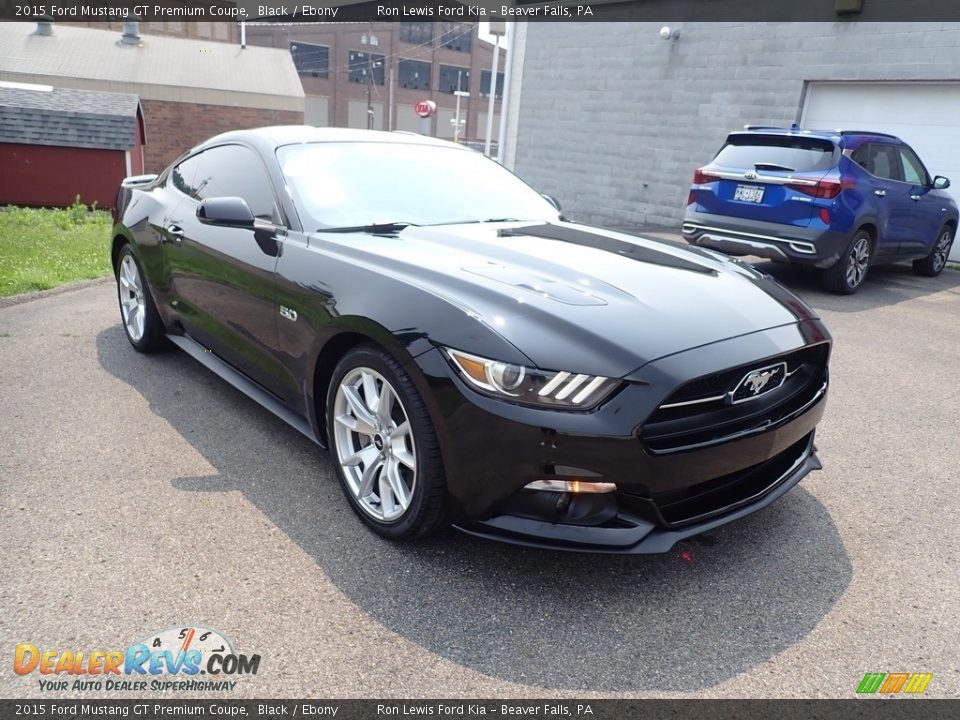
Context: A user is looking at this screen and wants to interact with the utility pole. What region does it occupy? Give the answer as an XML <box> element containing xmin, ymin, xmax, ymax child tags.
<box><xmin>361</xmin><ymin>27</ymin><xmax>379</xmax><ymax>130</ymax></box>
<box><xmin>453</xmin><ymin>70</ymin><xmax>469</xmax><ymax>143</ymax></box>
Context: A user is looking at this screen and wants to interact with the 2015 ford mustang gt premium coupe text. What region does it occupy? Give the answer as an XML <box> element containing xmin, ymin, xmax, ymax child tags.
<box><xmin>112</xmin><ymin>126</ymin><xmax>831</xmax><ymax>553</ymax></box>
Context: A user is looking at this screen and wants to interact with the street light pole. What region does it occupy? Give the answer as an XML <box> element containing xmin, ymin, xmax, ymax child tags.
<box><xmin>484</xmin><ymin>23</ymin><xmax>506</xmax><ymax>157</ymax></box>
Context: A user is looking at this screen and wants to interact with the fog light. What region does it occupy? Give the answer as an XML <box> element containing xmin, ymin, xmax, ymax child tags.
<box><xmin>524</xmin><ymin>479</ymin><xmax>617</xmax><ymax>494</ymax></box>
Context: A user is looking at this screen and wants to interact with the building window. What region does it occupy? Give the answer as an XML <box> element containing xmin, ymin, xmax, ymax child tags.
<box><xmin>290</xmin><ymin>41</ymin><xmax>330</xmax><ymax>78</ymax></box>
<box><xmin>439</xmin><ymin>22</ymin><xmax>472</xmax><ymax>52</ymax></box>
<box><xmin>399</xmin><ymin>22</ymin><xmax>432</xmax><ymax>45</ymax></box>
<box><xmin>398</xmin><ymin>59</ymin><xmax>431</xmax><ymax>91</ymax></box>
<box><xmin>348</xmin><ymin>50</ymin><xmax>385</xmax><ymax>85</ymax></box>
<box><xmin>439</xmin><ymin>65</ymin><xmax>469</xmax><ymax>94</ymax></box>
<box><xmin>480</xmin><ymin>70</ymin><xmax>504</xmax><ymax>98</ymax></box>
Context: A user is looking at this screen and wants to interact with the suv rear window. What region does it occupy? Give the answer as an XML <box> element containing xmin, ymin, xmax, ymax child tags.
<box><xmin>714</xmin><ymin>134</ymin><xmax>837</xmax><ymax>173</ymax></box>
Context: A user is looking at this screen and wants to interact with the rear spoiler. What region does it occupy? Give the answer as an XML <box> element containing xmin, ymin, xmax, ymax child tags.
<box><xmin>114</xmin><ymin>174</ymin><xmax>159</xmax><ymax>219</ymax></box>
<box><xmin>121</xmin><ymin>174</ymin><xmax>158</xmax><ymax>187</ymax></box>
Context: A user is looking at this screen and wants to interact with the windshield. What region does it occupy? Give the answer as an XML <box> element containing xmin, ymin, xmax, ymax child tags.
<box><xmin>277</xmin><ymin>141</ymin><xmax>560</xmax><ymax>230</ymax></box>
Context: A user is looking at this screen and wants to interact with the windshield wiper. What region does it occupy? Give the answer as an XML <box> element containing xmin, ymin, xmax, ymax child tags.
<box><xmin>753</xmin><ymin>162</ymin><xmax>795</xmax><ymax>172</ymax></box>
<box><xmin>318</xmin><ymin>221</ymin><xmax>418</xmax><ymax>234</ymax></box>
<box><xmin>429</xmin><ymin>217</ymin><xmax>525</xmax><ymax>226</ymax></box>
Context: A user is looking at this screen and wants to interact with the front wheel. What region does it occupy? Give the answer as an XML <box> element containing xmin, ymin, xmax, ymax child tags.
<box><xmin>326</xmin><ymin>345</ymin><xmax>448</xmax><ymax>540</ymax></box>
<box><xmin>822</xmin><ymin>231</ymin><xmax>872</xmax><ymax>295</ymax></box>
<box><xmin>913</xmin><ymin>225</ymin><xmax>954</xmax><ymax>277</ymax></box>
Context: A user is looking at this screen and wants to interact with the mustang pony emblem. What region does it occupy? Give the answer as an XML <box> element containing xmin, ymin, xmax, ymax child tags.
<box><xmin>745</xmin><ymin>369</ymin><xmax>776</xmax><ymax>394</ymax></box>
<box><xmin>728</xmin><ymin>362</ymin><xmax>788</xmax><ymax>404</ymax></box>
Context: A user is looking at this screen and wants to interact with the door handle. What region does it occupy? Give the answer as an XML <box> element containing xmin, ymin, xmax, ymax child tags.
<box><xmin>910</xmin><ymin>194</ymin><xmax>922</xmax><ymax>201</ymax></box>
<box><xmin>164</xmin><ymin>224</ymin><xmax>184</xmax><ymax>242</ymax></box>
<box><xmin>874</xmin><ymin>190</ymin><xmax>887</xmax><ymax>197</ymax></box>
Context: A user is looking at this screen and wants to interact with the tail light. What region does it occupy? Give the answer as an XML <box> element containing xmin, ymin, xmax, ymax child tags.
<box><xmin>692</xmin><ymin>167</ymin><xmax>719</xmax><ymax>184</ymax></box>
<box><xmin>788</xmin><ymin>177</ymin><xmax>854</xmax><ymax>199</ymax></box>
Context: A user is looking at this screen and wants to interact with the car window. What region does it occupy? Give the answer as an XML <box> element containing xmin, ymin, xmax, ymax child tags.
<box><xmin>713</xmin><ymin>134</ymin><xmax>837</xmax><ymax>173</ymax></box>
<box><xmin>856</xmin><ymin>143</ymin><xmax>902</xmax><ymax>182</ymax></box>
<box><xmin>276</xmin><ymin>142</ymin><xmax>560</xmax><ymax>229</ymax></box>
<box><xmin>170</xmin><ymin>154</ymin><xmax>203</xmax><ymax>197</ymax></box>
<box><xmin>898</xmin><ymin>146</ymin><xmax>930</xmax><ymax>186</ymax></box>
<box><xmin>192</xmin><ymin>145</ymin><xmax>279</xmax><ymax>220</ymax></box>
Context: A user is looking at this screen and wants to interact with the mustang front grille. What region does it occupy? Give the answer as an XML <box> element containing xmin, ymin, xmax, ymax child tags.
<box><xmin>640</xmin><ymin>344</ymin><xmax>829</xmax><ymax>454</ymax></box>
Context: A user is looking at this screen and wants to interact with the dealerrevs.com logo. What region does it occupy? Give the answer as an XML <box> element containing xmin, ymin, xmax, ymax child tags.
<box><xmin>14</xmin><ymin>625</ymin><xmax>260</xmax><ymax>692</ymax></box>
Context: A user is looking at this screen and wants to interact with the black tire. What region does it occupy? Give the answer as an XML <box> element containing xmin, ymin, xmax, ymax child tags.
<box><xmin>822</xmin><ymin>230</ymin><xmax>872</xmax><ymax>295</ymax></box>
<box><xmin>115</xmin><ymin>244</ymin><xmax>167</xmax><ymax>353</ymax></box>
<box><xmin>913</xmin><ymin>225</ymin><xmax>954</xmax><ymax>277</ymax></box>
<box><xmin>326</xmin><ymin>344</ymin><xmax>448</xmax><ymax>541</ymax></box>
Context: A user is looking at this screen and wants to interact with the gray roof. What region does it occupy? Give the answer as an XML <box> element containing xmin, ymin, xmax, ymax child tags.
<box><xmin>0</xmin><ymin>23</ymin><xmax>304</xmax><ymax>111</ymax></box>
<box><xmin>0</xmin><ymin>84</ymin><xmax>141</xmax><ymax>151</ymax></box>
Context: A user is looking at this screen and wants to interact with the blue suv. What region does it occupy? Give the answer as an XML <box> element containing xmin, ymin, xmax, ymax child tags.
<box><xmin>683</xmin><ymin>126</ymin><xmax>957</xmax><ymax>294</ymax></box>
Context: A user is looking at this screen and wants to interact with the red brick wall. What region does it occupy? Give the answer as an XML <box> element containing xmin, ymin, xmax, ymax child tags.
<box><xmin>140</xmin><ymin>99</ymin><xmax>303</xmax><ymax>172</ymax></box>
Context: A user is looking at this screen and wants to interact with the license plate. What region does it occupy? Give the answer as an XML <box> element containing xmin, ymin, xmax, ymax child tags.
<box><xmin>734</xmin><ymin>185</ymin><xmax>764</xmax><ymax>203</ymax></box>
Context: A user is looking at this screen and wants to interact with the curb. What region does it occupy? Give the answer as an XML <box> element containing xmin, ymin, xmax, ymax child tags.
<box><xmin>0</xmin><ymin>276</ymin><xmax>112</xmax><ymax>309</ymax></box>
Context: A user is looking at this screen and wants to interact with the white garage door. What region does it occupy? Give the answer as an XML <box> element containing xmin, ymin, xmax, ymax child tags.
<box><xmin>801</xmin><ymin>81</ymin><xmax>960</xmax><ymax>260</ymax></box>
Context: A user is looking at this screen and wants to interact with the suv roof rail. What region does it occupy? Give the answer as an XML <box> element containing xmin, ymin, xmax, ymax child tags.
<box><xmin>836</xmin><ymin>129</ymin><xmax>900</xmax><ymax>139</ymax></box>
<box><xmin>742</xmin><ymin>125</ymin><xmax>788</xmax><ymax>131</ymax></box>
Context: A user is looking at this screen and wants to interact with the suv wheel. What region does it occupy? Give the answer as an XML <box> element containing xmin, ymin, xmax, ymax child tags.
<box><xmin>913</xmin><ymin>225</ymin><xmax>954</xmax><ymax>277</ymax></box>
<box><xmin>822</xmin><ymin>231</ymin><xmax>872</xmax><ymax>295</ymax></box>
<box><xmin>326</xmin><ymin>345</ymin><xmax>448</xmax><ymax>540</ymax></box>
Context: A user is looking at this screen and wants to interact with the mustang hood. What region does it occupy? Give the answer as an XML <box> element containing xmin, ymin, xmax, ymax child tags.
<box><xmin>315</xmin><ymin>221</ymin><xmax>817</xmax><ymax>378</ymax></box>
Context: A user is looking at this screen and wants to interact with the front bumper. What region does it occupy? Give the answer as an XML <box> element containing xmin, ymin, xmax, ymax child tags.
<box><xmin>682</xmin><ymin>210</ymin><xmax>850</xmax><ymax>269</ymax></box>
<box><xmin>458</xmin><ymin>435</ymin><xmax>821</xmax><ymax>554</ymax></box>
<box><xmin>412</xmin><ymin>322</ymin><xmax>830</xmax><ymax>554</ymax></box>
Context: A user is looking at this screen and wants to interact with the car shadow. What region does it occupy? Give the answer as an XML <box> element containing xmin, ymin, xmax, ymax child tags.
<box><xmin>96</xmin><ymin>326</ymin><xmax>852</xmax><ymax>693</ymax></box>
<box><xmin>745</xmin><ymin>261</ymin><xmax>959</xmax><ymax>313</ymax></box>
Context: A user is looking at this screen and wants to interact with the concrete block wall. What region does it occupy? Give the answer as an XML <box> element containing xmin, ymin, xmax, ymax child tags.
<box><xmin>512</xmin><ymin>22</ymin><xmax>960</xmax><ymax>229</ymax></box>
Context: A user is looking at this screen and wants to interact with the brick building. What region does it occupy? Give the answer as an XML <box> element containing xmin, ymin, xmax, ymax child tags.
<box><xmin>0</xmin><ymin>21</ymin><xmax>303</xmax><ymax>172</ymax></box>
<box><xmin>243</xmin><ymin>22</ymin><xmax>505</xmax><ymax>142</ymax></box>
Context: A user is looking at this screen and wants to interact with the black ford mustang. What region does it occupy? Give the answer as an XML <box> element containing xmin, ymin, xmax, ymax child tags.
<box><xmin>112</xmin><ymin>126</ymin><xmax>831</xmax><ymax>553</ymax></box>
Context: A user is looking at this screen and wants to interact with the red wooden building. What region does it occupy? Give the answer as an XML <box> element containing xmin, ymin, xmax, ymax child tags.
<box><xmin>0</xmin><ymin>82</ymin><xmax>145</xmax><ymax>209</ymax></box>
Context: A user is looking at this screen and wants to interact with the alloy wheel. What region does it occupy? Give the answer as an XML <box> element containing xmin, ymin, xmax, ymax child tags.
<box><xmin>332</xmin><ymin>367</ymin><xmax>417</xmax><ymax>522</ymax></box>
<box><xmin>118</xmin><ymin>254</ymin><xmax>146</xmax><ymax>341</ymax></box>
<box><xmin>845</xmin><ymin>236</ymin><xmax>870</xmax><ymax>289</ymax></box>
<box><xmin>933</xmin><ymin>230</ymin><xmax>953</xmax><ymax>273</ymax></box>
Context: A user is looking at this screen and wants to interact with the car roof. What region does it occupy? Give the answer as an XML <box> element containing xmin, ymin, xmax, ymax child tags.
<box><xmin>730</xmin><ymin>125</ymin><xmax>903</xmax><ymax>148</ymax></box>
<box><xmin>195</xmin><ymin>125</ymin><xmax>467</xmax><ymax>153</ymax></box>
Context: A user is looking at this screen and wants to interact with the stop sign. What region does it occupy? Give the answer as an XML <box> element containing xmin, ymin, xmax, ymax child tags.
<box><xmin>415</xmin><ymin>100</ymin><xmax>436</xmax><ymax>118</ymax></box>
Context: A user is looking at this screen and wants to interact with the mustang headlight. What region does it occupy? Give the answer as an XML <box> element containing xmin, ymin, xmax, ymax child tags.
<box><xmin>443</xmin><ymin>348</ymin><xmax>620</xmax><ymax>409</ymax></box>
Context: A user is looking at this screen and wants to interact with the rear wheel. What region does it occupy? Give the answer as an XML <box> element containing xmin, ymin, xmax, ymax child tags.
<box><xmin>822</xmin><ymin>231</ymin><xmax>872</xmax><ymax>295</ymax></box>
<box><xmin>913</xmin><ymin>225</ymin><xmax>954</xmax><ymax>277</ymax></box>
<box><xmin>326</xmin><ymin>345</ymin><xmax>448</xmax><ymax>540</ymax></box>
<box><xmin>115</xmin><ymin>245</ymin><xmax>167</xmax><ymax>352</ymax></box>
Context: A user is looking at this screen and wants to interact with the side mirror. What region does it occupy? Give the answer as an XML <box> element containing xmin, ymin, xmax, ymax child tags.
<box><xmin>541</xmin><ymin>193</ymin><xmax>562</xmax><ymax>212</ymax></box>
<box><xmin>197</xmin><ymin>197</ymin><xmax>255</xmax><ymax>227</ymax></box>
<box><xmin>933</xmin><ymin>176</ymin><xmax>951</xmax><ymax>190</ymax></box>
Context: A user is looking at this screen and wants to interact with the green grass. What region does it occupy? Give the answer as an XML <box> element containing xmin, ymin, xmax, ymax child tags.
<box><xmin>0</xmin><ymin>200</ymin><xmax>113</xmax><ymax>297</ymax></box>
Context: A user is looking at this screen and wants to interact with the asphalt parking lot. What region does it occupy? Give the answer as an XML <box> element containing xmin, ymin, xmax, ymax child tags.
<box><xmin>1</xmin><ymin>256</ymin><xmax>958</xmax><ymax>699</ymax></box>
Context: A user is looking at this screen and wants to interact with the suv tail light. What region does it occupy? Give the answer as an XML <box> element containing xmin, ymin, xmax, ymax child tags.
<box><xmin>788</xmin><ymin>177</ymin><xmax>854</xmax><ymax>199</ymax></box>
<box><xmin>692</xmin><ymin>167</ymin><xmax>720</xmax><ymax>184</ymax></box>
